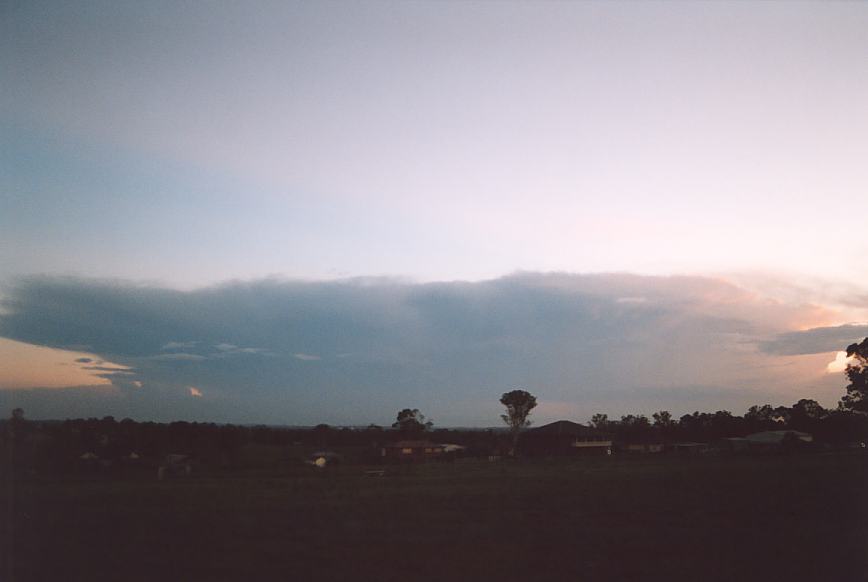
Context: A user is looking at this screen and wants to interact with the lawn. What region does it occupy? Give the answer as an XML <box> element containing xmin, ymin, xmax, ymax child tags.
<box><xmin>3</xmin><ymin>452</ymin><xmax>867</xmax><ymax>581</ymax></box>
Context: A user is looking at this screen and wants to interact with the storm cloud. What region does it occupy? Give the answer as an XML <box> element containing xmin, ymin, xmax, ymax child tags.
<box><xmin>0</xmin><ymin>273</ymin><xmax>855</xmax><ymax>424</ymax></box>
<box><xmin>760</xmin><ymin>324</ymin><xmax>868</xmax><ymax>356</ymax></box>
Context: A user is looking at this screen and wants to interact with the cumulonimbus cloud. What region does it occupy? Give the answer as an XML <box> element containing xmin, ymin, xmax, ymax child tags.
<box><xmin>0</xmin><ymin>273</ymin><xmax>857</xmax><ymax>424</ymax></box>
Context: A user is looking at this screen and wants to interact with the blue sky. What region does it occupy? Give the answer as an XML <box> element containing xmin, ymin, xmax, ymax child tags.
<box><xmin>2</xmin><ymin>1</ymin><xmax>867</xmax><ymax>424</ymax></box>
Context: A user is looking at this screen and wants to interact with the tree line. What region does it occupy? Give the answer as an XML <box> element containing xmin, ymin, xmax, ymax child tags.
<box><xmin>3</xmin><ymin>338</ymin><xmax>868</xmax><ymax>471</ymax></box>
<box><xmin>581</xmin><ymin>338</ymin><xmax>868</xmax><ymax>444</ymax></box>
<box><xmin>587</xmin><ymin>399</ymin><xmax>866</xmax><ymax>444</ymax></box>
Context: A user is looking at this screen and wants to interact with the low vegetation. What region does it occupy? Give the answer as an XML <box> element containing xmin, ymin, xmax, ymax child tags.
<box><xmin>2</xmin><ymin>453</ymin><xmax>866</xmax><ymax>581</ymax></box>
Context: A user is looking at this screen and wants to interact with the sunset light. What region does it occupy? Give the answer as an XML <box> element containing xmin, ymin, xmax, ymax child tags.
<box><xmin>1</xmin><ymin>1</ymin><xmax>866</xmax><ymax>425</ymax></box>
<box><xmin>3</xmin><ymin>3</ymin><xmax>867</xmax><ymax>581</ymax></box>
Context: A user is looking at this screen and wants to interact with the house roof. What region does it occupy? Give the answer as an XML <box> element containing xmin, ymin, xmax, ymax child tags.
<box><xmin>526</xmin><ymin>420</ymin><xmax>596</xmax><ymax>436</ymax></box>
<box><xmin>745</xmin><ymin>430</ymin><xmax>811</xmax><ymax>444</ymax></box>
<box><xmin>384</xmin><ymin>440</ymin><xmax>444</xmax><ymax>448</ymax></box>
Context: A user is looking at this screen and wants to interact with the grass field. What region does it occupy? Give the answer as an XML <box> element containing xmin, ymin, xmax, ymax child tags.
<box><xmin>3</xmin><ymin>452</ymin><xmax>867</xmax><ymax>581</ymax></box>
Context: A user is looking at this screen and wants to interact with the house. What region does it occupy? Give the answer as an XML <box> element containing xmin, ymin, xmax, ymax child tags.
<box><xmin>522</xmin><ymin>420</ymin><xmax>612</xmax><ymax>456</ymax></box>
<box><xmin>440</xmin><ymin>444</ymin><xmax>468</xmax><ymax>460</ymax></box>
<box><xmin>623</xmin><ymin>443</ymin><xmax>665</xmax><ymax>454</ymax></box>
<box><xmin>745</xmin><ymin>430</ymin><xmax>812</xmax><ymax>451</ymax></box>
<box><xmin>380</xmin><ymin>440</ymin><xmax>446</xmax><ymax>462</ymax></box>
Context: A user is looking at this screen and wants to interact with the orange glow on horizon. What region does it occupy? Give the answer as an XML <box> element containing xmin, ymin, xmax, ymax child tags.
<box><xmin>0</xmin><ymin>337</ymin><xmax>128</xmax><ymax>389</ymax></box>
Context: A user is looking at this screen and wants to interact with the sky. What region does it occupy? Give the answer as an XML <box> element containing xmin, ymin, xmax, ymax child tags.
<box><xmin>1</xmin><ymin>1</ymin><xmax>867</xmax><ymax>426</ymax></box>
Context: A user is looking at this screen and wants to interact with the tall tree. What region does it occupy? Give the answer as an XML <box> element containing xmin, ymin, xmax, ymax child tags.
<box><xmin>679</xmin><ymin>411</ymin><xmax>712</xmax><ymax>441</ymax></box>
<box><xmin>619</xmin><ymin>414</ymin><xmax>652</xmax><ymax>441</ymax></box>
<box><xmin>589</xmin><ymin>413</ymin><xmax>609</xmax><ymax>430</ymax></box>
<box><xmin>841</xmin><ymin>338</ymin><xmax>868</xmax><ymax>414</ymax></box>
<box><xmin>744</xmin><ymin>404</ymin><xmax>777</xmax><ymax>431</ymax></box>
<box><xmin>790</xmin><ymin>399</ymin><xmax>827</xmax><ymax>431</ymax></box>
<box><xmin>392</xmin><ymin>409</ymin><xmax>433</xmax><ymax>435</ymax></box>
<box><xmin>709</xmin><ymin>410</ymin><xmax>738</xmax><ymax>438</ymax></box>
<box><xmin>500</xmin><ymin>389</ymin><xmax>538</xmax><ymax>456</ymax></box>
<box><xmin>652</xmin><ymin>410</ymin><xmax>675</xmax><ymax>439</ymax></box>
<box><xmin>652</xmin><ymin>410</ymin><xmax>673</xmax><ymax>428</ymax></box>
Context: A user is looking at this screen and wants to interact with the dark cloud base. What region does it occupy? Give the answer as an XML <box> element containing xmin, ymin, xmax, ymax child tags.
<box><xmin>760</xmin><ymin>324</ymin><xmax>868</xmax><ymax>356</ymax></box>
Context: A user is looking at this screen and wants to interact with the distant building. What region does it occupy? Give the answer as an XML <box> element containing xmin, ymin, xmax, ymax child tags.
<box><xmin>522</xmin><ymin>420</ymin><xmax>612</xmax><ymax>456</ymax></box>
<box><xmin>381</xmin><ymin>441</ymin><xmax>446</xmax><ymax>462</ymax></box>
<box><xmin>745</xmin><ymin>430</ymin><xmax>812</xmax><ymax>444</ymax></box>
<box><xmin>745</xmin><ymin>430</ymin><xmax>812</xmax><ymax>451</ymax></box>
<box><xmin>623</xmin><ymin>443</ymin><xmax>665</xmax><ymax>454</ymax></box>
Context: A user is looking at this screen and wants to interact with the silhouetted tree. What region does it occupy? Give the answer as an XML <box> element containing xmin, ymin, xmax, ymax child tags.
<box><xmin>744</xmin><ymin>404</ymin><xmax>778</xmax><ymax>431</ymax></box>
<box><xmin>709</xmin><ymin>410</ymin><xmax>741</xmax><ymax>438</ymax></box>
<box><xmin>816</xmin><ymin>408</ymin><xmax>868</xmax><ymax>444</ymax></box>
<box><xmin>500</xmin><ymin>390</ymin><xmax>537</xmax><ymax>456</ymax></box>
<box><xmin>773</xmin><ymin>405</ymin><xmax>792</xmax><ymax>426</ymax></box>
<box><xmin>652</xmin><ymin>410</ymin><xmax>673</xmax><ymax>428</ymax></box>
<box><xmin>792</xmin><ymin>399</ymin><xmax>824</xmax><ymax>417</ymax></box>
<box><xmin>841</xmin><ymin>338</ymin><xmax>868</xmax><ymax>414</ymax></box>
<box><xmin>392</xmin><ymin>409</ymin><xmax>433</xmax><ymax>436</ymax></box>
<box><xmin>652</xmin><ymin>410</ymin><xmax>675</xmax><ymax>439</ymax></box>
<box><xmin>790</xmin><ymin>399</ymin><xmax>826</xmax><ymax>431</ymax></box>
<box><xmin>618</xmin><ymin>414</ymin><xmax>652</xmax><ymax>442</ymax></box>
<box><xmin>619</xmin><ymin>414</ymin><xmax>650</xmax><ymax>428</ymax></box>
<box><xmin>589</xmin><ymin>413</ymin><xmax>609</xmax><ymax>430</ymax></box>
<box><xmin>679</xmin><ymin>411</ymin><xmax>713</xmax><ymax>441</ymax></box>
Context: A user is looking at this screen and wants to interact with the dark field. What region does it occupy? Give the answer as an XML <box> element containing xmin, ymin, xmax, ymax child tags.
<box><xmin>4</xmin><ymin>452</ymin><xmax>867</xmax><ymax>582</ymax></box>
